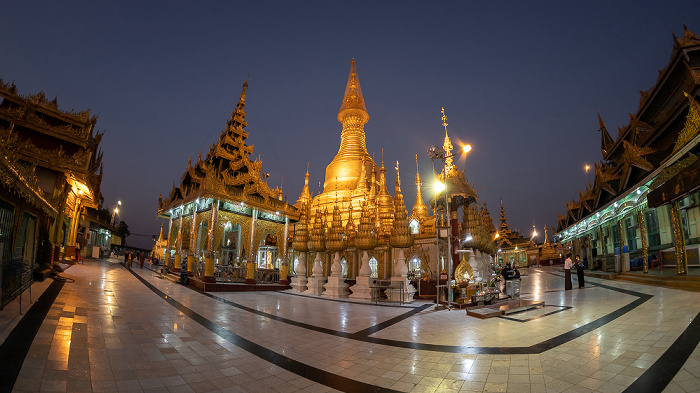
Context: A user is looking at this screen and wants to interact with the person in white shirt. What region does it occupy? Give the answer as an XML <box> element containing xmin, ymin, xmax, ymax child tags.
<box><xmin>564</xmin><ymin>253</ymin><xmax>573</xmax><ymax>290</ymax></box>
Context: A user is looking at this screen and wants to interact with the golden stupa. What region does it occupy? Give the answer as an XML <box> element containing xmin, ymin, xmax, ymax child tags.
<box><xmin>303</xmin><ymin>59</ymin><xmax>393</xmax><ymax>233</ymax></box>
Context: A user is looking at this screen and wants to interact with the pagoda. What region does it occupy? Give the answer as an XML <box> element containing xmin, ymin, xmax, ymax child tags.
<box><xmin>290</xmin><ymin>60</ymin><xmax>497</xmax><ymax>301</ymax></box>
<box><xmin>157</xmin><ymin>81</ymin><xmax>299</xmax><ymax>285</ymax></box>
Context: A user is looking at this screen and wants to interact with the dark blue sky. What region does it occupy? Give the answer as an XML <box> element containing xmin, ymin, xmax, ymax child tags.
<box><xmin>2</xmin><ymin>2</ymin><xmax>699</xmax><ymax>249</ymax></box>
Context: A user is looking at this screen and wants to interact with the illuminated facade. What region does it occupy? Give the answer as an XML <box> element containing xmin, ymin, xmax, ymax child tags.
<box><xmin>0</xmin><ymin>79</ymin><xmax>106</xmax><ymax>305</ymax></box>
<box><xmin>156</xmin><ymin>81</ymin><xmax>300</xmax><ymax>284</ymax></box>
<box><xmin>556</xmin><ymin>27</ymin><xmax>700</xmax><ymax>276</ymax></box>
<box><xmin>291</xmin><ymin>60</ymin><xmax>497</xmax><ymax>300</ymax></box>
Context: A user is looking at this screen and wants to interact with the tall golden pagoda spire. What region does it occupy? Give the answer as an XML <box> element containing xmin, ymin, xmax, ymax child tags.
<box><xmin>441</xmin><ymin>107</ymin><xmax>455</xmax><ymax>175</ymax></box>
<box><xmin>368</xmin><ymin>154</ymin><xmax>378</xmax><ymax>204</ymax></box>
<box><xmin>376</xmin><ymin>151</ymin><xmax>394</xmax><ymax>233</ymax></box>
<box><xmin>390</xmin><ymin>161</ymin><xmax>414</xmax><ymax>249</ymax></box>
<box><xmin>296</xmin><ymin>163</ymin><xmax>312</xmax><ymax>207</ymax></box>
<box><xmin>323</xmin><ymin>59</ymin><xmax>375</xmax><ymax>194</ymax></box>
<box><xmin>412</xmin><ymin>154</ymin><xmax>429</xmax><ymax>220</ymax></box>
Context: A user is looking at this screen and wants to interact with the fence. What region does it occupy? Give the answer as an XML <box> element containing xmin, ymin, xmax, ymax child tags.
<box><xmin>1</xmin><ymin>258</ymin><xmax>34</xmax><ymax>311</ymax></box>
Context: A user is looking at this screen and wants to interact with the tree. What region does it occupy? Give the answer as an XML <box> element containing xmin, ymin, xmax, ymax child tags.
<box><xmin>117</xmin><ymin>221</ymin><xmax>130</xmax><ymax>246</ymax></box>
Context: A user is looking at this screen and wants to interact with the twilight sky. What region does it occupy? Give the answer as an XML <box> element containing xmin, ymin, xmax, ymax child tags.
<box><xmin>2</xmin><ymin>2</ymin><xmax>700</xmax><ymax>249</ymax></box>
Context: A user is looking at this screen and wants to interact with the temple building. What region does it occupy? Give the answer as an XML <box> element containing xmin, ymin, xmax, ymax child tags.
<box><xmin>289</xmin><ymin>60</ymin><xmax>496</xmax><ymax>301</ymax></box>
<box><xmin>556</xmin><ymin>27</ymin><xmax>700</xmax><ymax>276</ymax></box>
<box><xmin>0</xmin><ymin>79</ymin><xmax>107</xmax><ymax>306</ymax></box>
<box><xmin>156</xmin><ymin>81</ymin><xmax>300</xmax><ymax>284</ymax></box>
<box><xmin>493</xmin><ymin>198</ymin><xmax>533</xmax><ymax>267</ymax></box>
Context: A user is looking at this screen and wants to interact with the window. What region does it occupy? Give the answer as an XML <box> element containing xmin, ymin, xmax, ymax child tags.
<box><xmin>409</xmin><ymin>219</ymin><xmax>420</xmax><ymax>234</ymax></box>
<box><xmin>341</xmin><ymin>257</ymin><xmax>348</xmax><ymax>277</ymax></box>
<box><xmin>645</xmin><ymin>210</ymin><xmax>661</xmax><ymax>248</ymax></box>
<box><xmin>369</xmin><ymin>257</ymin><xmax>378</xmax><ymax>278</ymax></box>
<box><xmin>408</xmin><ymin>256</ymin><xmax>421</xmax><ymax>277</ymax></box>
<box><xmin>624</xmin><ymin>215</ymin><xmax>639</xmax><ymax>252</ymax></box>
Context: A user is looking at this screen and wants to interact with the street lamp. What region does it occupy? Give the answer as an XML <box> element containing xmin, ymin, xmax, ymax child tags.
<box><xmin>111</xmin><ymin>200</ymin><xmax>122</xmax><ymax>226</ymax></box>
<box><xmin>426</xmin><ymin>144</ymin><xmax>472</xmax><ymax>307</ymax></box>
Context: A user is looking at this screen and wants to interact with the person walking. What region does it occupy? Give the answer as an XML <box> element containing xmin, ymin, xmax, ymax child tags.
<box><xmin>127</xmin><ymin>251</ymin><xmax>133</xmax><ymax>269</ymax></box>
<box><xmin>575</xmin><ymin>254</ymin><xmax>585</xmax><ymax>289</ymax></box>
<box><xmin>75</xmin><ymin>242</ymin><xmax>82</xmax><ymax>263</ymax></box>
<box><xmin>139</xmin><ymin>252</ymin><xmax>145</xmax><ymax>269</ymax></box>
<box><xmin>564</xmin><ymin>253</ymin><xmax>573</xmax><ymax>290</ymax></box>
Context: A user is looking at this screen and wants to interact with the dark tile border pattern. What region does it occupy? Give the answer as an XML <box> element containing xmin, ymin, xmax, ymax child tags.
<box><xmin>127</xmin><ymin>263</ymin><xmax>700</xmax><ymax>392</ymax></box>
<box><xmin>0</xmin><ymin>279</ymin><xmax>64</xmax><ymax>393</ymax></box>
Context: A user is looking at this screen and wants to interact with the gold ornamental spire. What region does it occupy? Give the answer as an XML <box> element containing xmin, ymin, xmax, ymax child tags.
<box><xmin>442</xmin><ymin>107</ymin><xmax>454</xmax><ymax>172</ymax></box>
<box><xmin>412</xmin><ymin>154</ymin><xmax>429</xmax><ymax>220</ymax></box>
<box><xmin>368</xmin><ymin>161</ymin><xmax>378</xmax><ymax>204</ymax></box>
<box><xmin>376</xmin><ymin>156</ymin><xmax>394</xmax><ymax>233</ymax></box>
<box><xmin>296</xmin><ymin>163</ymin><xmax>313</xmax><ymax>207</ymax></box>
<box><xmin>322</xmin><ymin>59</ymin><xmax>375</xmax><ymax>194</ymax></box>
<box><xmin>389</xmin><ymin>161</ymin><xmax>414</xmax><ymax>249</ymax></box>
<box><xmin>338</xmin><ymin>58</ymin><xmax>368</xmax><ymax>123</ymax></box>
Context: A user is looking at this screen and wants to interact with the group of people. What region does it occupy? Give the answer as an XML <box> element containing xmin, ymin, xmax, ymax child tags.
<box><xmin>123</xmin><ymin>250</ymin><xmax>146</xmax><ymax>269</ymax></box>
<box><xmin>564</xmin><ymin>253</ymin><xmax>585</xmax><ymax>289</ymax></box>
<box><xmin>500</xmin><ymin>263</ymin><xmax>521</xmax><ymax>280</ymax></box>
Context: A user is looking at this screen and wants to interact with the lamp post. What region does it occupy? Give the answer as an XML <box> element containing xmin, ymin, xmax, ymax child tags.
<box><xmin>427</xmin><ymin>142</ymin><xmax>472</xmax><ymax>307</ymax></box>
<box><xmin>111</xmin><ymin>200</ymin><xmax>122</xmax><ymax>226</ymax></box>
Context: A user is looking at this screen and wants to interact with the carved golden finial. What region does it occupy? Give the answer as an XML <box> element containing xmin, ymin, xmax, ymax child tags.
<box><xmin>240</xmin><ymin>77</ymin><xmax>249</xmax><ymax>103</ymax></box>
<box><xmin>395</xmin><ymin>160</ymin><xmax>401</xmax><ymax>189</ymax></box>
<box><xmin>441</xmin><ymin>108</ymin><xmax>454</xmax><ymax>169</ymax></box>
<box><xmin>441</xmin><ymin>107</ymin><xmax>448</xmax><ymax>132</ymax></box>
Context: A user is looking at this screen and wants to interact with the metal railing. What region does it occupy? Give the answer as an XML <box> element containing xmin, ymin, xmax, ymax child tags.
<box><xmin>215</xmin><ymin>265</ymin><xmax>247</xmax><ymax>283</ymax></box>
<box><xmin>190</xmin><ymin>263</ymin><xmax>281</xmax><ymax>284</ymax></box>
<box><xmin>1</xmin><ymin>258</ymin><xmax>33</xmax><ymax>312</ymax></box>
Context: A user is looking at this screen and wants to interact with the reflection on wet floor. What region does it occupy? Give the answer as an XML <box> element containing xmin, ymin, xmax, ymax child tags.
<box><xmin>3</xmin><ymin>258</ymin><xmax>699</xmax><ymax>393</ymax></box>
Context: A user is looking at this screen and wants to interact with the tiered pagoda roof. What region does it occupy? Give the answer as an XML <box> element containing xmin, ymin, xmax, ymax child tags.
<box><xmin>158</xmin><ymin>82</ymin><xmax>298</xmax><ymax>219</ymax></box>
<box><xmin>0</xmin><ymin>78</ymin><xmax>104</xmax><ymax>210</ymax></box>
<box><xmin>557</xmin><ymin>26</ymin><xmax>700</xmax><ymax>232</ymax></box>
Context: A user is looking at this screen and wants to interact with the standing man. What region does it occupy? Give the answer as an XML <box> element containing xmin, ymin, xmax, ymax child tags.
<box><xmin>564</xmin><ymin>253</ymin><xmax>573</xmax><ymax>290</ymax></box>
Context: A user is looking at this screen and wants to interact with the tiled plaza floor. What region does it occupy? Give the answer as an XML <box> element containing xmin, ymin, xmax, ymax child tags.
<box><xmin>1</xmin><ymin>258</ymin><xmax>699</xmax><ymax>393</ymax></box>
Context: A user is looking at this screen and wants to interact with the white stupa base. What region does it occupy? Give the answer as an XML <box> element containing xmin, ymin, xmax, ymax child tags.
<box><xmin>290</xmin><ymin>276</ymin><xmax>308</xmax><ymax>293</ymax></box>
<box><xmin>349</xmin><ymin>276</ymin><xmax>374</xmax><ymax>300</ymax></box>
<box><xmin>303</xmin><ymin>276</ymin><xmax>326</xmax><ymax>296</ymax></box>
<box><xmin>386</xmin><ymin>277</ymin><xmax>417</xmax><ymax>303</ymax></box>
<box><xmin>322</xmin><ymin>276</ymin><xmax>349</xmax><ymax>298</ymax></box>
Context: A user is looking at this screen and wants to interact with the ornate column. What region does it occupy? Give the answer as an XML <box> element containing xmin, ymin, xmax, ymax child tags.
<box><xmin>173</xmin><ymin>206</ymin><xmax>184</xmax><ymax>272</ymax></box>
<box><xmin>670</xmin><ymin>202</ymin><xmax>688</xmax><ymax>275</ymax></box>
<box><xmin>304</xmin><ymin>206</ymin><xmax>327</xmax><ymax>295</ymax></box>
<box><xmin>617</xmin><ymin>219</ymin><xmax>628</xmax><ymax>272</ymax></box>
<box><xmin>203</xmin><ymin>200</ymin><xmax>218</xmax><ymax>283</ymax></box>
<box><xmin>244</xmin><ymin>208</ymin><xmax>258</xmax><ymax>284</ymax></box>
<box><xmin>51</xmin><ymin>179</ymin><xmax>70</xmax><ymax>265</ymax></box>
<box><xmin>323</xmin><ymin>203</ymin><xmax>349</xmax><ymax>298</ymax></box>
<box><xmin>638</xmin><ymin>210</ymin><xmax>648</xmax><ymax>274</ymax></box>
<box><xmin>187</xmin><ymin>206</ymin><xmax>198</xmax><ymax>277</ymax></box>
<box><xmin>163</xmin><ymin>215</ymin><xmax>172</xmax><ymax>268</ymax></box>
<box><xmin>278</xmin><ymin>216</ymin><xmax>290</xmax><ymax>285</ymax></box>
<box><xmin>600</xmin><ymin>226</ymin><xmax>607</xmax><ymax>271</ymax></box>
<box><xmin>586</xmin><ymin>233</ymin><xmax>593</xmax><ymax>271</ymax></box>
<box><xmin>291</xmin><ymin>204</ymin><xmax>309</xmax><ymax>292</ymax></box>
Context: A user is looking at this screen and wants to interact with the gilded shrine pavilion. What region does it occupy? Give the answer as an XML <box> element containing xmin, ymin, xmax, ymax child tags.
<box><xmin>557</xmin><ymin>27</ymin><xmax>700</xmax><ymax>278</ymax></box>
<box><xmin>288</xmin><ymin>60</ymin><xmax>497</xmax><ymax>302</ymax></box>
<box><xmin>156</xmin><ymin>61</ymin><xmax>499</xmax><ymax>300</ymax></box>
<box><xmin>156</xmin><ymin>81</ymin><xmax>300</xmax><ymax>285</ymax></box>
